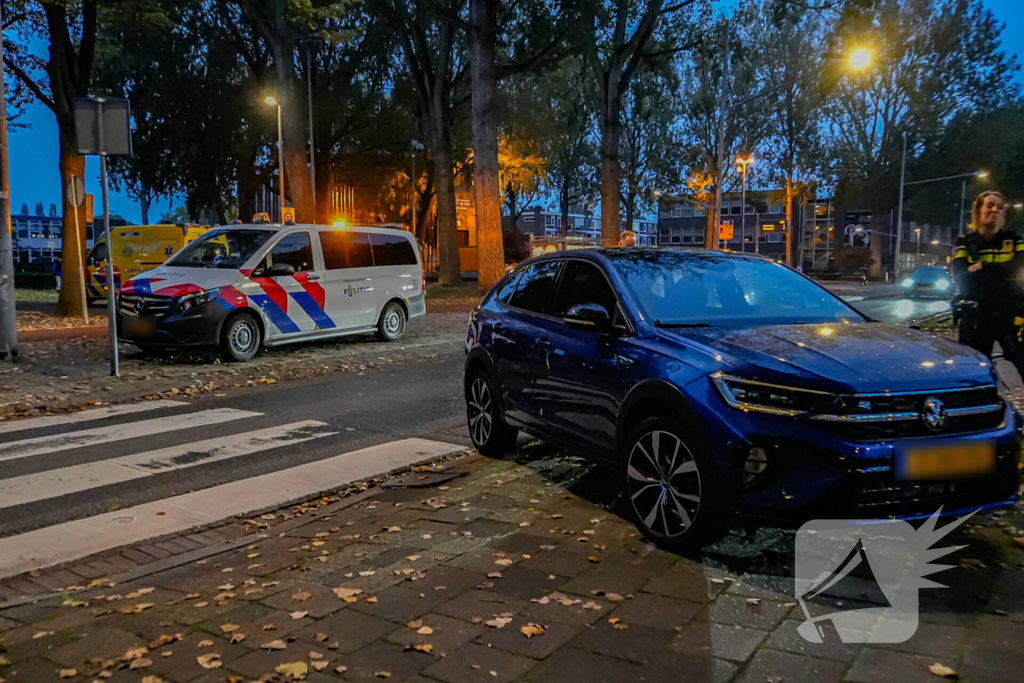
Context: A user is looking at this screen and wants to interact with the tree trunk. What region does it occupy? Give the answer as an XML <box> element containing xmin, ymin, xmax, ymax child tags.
<box><xmin>237</xmin><ymin>143</ymin><xmax>259</xmax><ymax>222</ymax></box>
<box><xmin>705</xmin><ymin>204</ymin><xmax>718</xmax><ymax>249</ymax></box>
<box><xmin>599</xmin><ymin>97</ymin><xmax>622</xmax><ymax>246</ymax></box>
<box><xmin>785</xmin><ymin>172</ymin><xmax>794</xmax><ymax>267</ymax></box>
<box><xmin>431</xmin><ymin>133</ymin><xmax>461</xmax><ymax>285</ymax></box>
<box><xmin>469</xmin><ymin>0</ymin><xmax>503</xmax><ymax>292</ymax></box>
<box><xmin>624</xmin><ymin>193</ymin><xmax>635</xmax><ymax>238</ymax></box>
<box><xmin>57</xmin><ymin>138</ymin><xmax>88</xmax><ymax>318</ymax></box>
<box><xmin>278</xmin><ymin>76</ymin><xmax>315</xmax><ymax>222</ymax></box>
<box><xmin>560</xmin><ymin>186</ymin><xmax>570</xmax><ymax>237</ymax></box>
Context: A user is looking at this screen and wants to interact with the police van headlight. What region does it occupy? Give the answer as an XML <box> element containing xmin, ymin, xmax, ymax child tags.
<box><xmin>178</xmin><ymin>288</ymin><xmax>221</xmax><ymax>312</ymax></box>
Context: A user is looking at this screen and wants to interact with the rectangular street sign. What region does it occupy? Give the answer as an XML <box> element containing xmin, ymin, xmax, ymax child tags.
<box><xmin>73</xmin><ymin>98</ymin><xmax>132</xmax><ymax>156</ymax></box>
<box><xmin>719</xmin><ymin>221</ymin><xmax>734</xmax><ymax>241</ymax></box>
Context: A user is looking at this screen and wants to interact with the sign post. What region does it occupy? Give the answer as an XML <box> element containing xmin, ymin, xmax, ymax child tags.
<box><xmin>66</xmin><ymin>176</ymin><xmax>89</xmax><ymax>323</ymax></box>
<box><xmin>719</xmin><ymin>220</ymin><xmax>734</xmax><ymax>249</ymax></box>
<box><xmin>73</xmin><ymin>98</ymin><xmax>132</xmax><ymax>377</ymax></box>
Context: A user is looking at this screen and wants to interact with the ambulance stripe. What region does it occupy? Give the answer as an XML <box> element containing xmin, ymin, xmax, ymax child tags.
<box><xmin>290</xmin><ymin>290</ymin><xmax>336</xmax><ymax>329</ymax></box>
<box><xmin>249</xmin><ymin>294</ymin><xmax>300</xmax><ymax>334</ymax></box>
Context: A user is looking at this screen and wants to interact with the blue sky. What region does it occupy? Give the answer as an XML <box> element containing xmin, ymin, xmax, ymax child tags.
<box><xmin>5</xmin><ymin>0</ymin><xmax>1024</xmax><ymax>225</ymax></box>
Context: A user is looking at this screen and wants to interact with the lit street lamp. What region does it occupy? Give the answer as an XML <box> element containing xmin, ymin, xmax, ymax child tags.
<box><xmin>735</xmin><ymin>155</ymin><xmax>755</xmax><ymax>253</ymax></box>
<box><xmin>849</xmin><ymin>48</ymin><xmax>872</xmax><ymax>71</ymax></box>
<box><xmin>264</xmin><ymin>95</ymin><xmax>285</xmax><ymax>223</ymax></box>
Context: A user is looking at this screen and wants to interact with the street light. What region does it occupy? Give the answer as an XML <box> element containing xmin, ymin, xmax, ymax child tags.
<box><xmin>849</xmin><ymin>48</ymin><xmax>872</xmax><ymax>71</ymax></box>
<box><xmin>735</xmin><ymin>155</ymin><xmax>755</xmax><ymax>253</ymax></box>
<box><xmin>264</xmin><ymin>95</ymin><xmax>285</xmax><ymax>223</ymax></box>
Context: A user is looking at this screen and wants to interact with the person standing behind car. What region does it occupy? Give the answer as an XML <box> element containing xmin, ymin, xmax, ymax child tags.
<box><xmin>951</xmin><ymin>190</ymin><xmax>1024</xmax><ymax>378</ymax></box>
<box><xmin>52</xmin><ymin>257</ymin><xmax>61</xmax><ymax>291</ymax></box>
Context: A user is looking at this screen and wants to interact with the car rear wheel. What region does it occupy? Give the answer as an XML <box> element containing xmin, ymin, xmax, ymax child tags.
<box><xmin>466</xmin><ymin>370</ymin><xmax>518</xmax><ymax>457</ymax></box>
<box><xmin>376</xmin><ymin>301</ymin><xmax>406</xmax><ymax>342</ymax></box>
<box><xmin>622</xmin><ymin>417</ymin><xmax>727</xmax><ymax>551</ymax></box>
<box><xmin>221</xmin><ymin>312</ymin><xmax>260</xmax><ymax>362</ymax></box>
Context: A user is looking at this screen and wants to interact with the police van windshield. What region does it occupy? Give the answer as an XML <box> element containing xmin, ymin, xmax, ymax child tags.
<box><xmin>166</xmin><ymin>229</ymin><xmax>274</xmax><ymax>269</ymax></box>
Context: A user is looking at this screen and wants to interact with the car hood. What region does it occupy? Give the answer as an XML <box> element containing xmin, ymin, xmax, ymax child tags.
<box><xmin>667</xmin><ymin>322</ymin><xmax>994</xmax><ymax>393</ymax></box>
<box><xmin>122</xmin><ymin>266</ymin><xmax>243</xmax><ymax>297</ymax></box>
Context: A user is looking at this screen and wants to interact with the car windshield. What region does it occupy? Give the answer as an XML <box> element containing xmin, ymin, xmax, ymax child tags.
<box><xmin>607</xmin><ymin>250</ymin><xmax>865</xmax><ymax>327</ymax></box>
<box><xmin>912</xmin><ymin>267</ymin><xmax>947</xmax><ymax>282</ymax></box>
<box><xmin>166</xmin><ymin>229</ymin><xmax>274</xmax><ymax>269</ymax></box>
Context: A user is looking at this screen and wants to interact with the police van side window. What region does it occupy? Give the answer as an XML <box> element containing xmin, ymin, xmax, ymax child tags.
<box><xmin>369</xmin><ymin>233</ymin><xmax>418</xmax><ymax>266</ymax></box>
<box><xmin>266</xmin><ymin>233</ymin><xmax>314</xmax><ymax>273</ymax></box>
<box><xmin>320</xmin><ymin>231</ymin><xmax>374</xmax><ymax>269</ymax></box>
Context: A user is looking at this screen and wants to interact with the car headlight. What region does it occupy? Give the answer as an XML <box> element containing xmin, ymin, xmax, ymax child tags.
<box><xmin>711</xmin><ymin>372</ymin><xmax>838</xmax><ymax>417</ymax></box>
<box><xmin>178</xmin><ymin>288</ymin><xmax>221</xmax><ymax>312</ymax></box>
<box><xmin>935</xmin><ymin>279</ymin><xmax>950</xmax><ymax>290</ymax></box>
<box><xmin>901</xmin><ymin>278</ymin><xmax>914</xmax><ymax>287</ymax></box>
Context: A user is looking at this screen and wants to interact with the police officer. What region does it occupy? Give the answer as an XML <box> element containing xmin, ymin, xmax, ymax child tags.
<box><xmin>951</xmin><ymin>190</ymin><xmax>1024</xmax><ymax>377</ymax></box>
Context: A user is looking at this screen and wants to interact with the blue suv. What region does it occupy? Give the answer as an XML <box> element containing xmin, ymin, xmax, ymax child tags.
<box><xmin>464</xmin><ymin>249</ymin><xmax>1020</xmax><ymax>549</ymax></box>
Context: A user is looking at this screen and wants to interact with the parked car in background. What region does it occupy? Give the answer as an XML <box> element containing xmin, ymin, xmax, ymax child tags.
<box><xmin>85</xmin><ymin>223</ymin><xmax>209</xmax><ymax>303</ymax></box>
<box><xmin>464</xmin><ymin>249</ymin><xmax>1019</xmax><ymax>549</ymax></box>
<box><xmin>900</xmin><ymin>265</ymin><xmax>955</xmax><ymax>299</ymax></box>
<box><xmin>118</xmin><ymin>223</ymin><xmax>425</xmax><ymax>361</ymax></box>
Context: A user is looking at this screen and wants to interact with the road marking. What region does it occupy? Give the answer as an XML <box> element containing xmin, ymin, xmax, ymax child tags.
<box><xmin>0</xmin><ymin>438</ymin><xmax>465</xmax><ymax>579</ymax></box>
<box><xmin>0</xmin><ymin>421</ymin><xmax>337</xmax><ymax>509</ymax></box>
<box><xmin>0</xmin><ymin>409</ymin><xmax>263</xmax><ymax>463</ymax></box>
<box><xmin>0</xmin><ymin>400</ymin><xmax>189</xmax><ymax>436</ymax></box>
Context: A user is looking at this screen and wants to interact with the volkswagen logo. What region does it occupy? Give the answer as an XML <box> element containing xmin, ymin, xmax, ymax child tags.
<box><xmin>134</xmin><ymin>299</ymin><xmax>146</xmax><ymax>313</ymax></box>
<box><xmin>921</xmin><ymin>397</ymin><xmax>947</xmax><ymax>432</ymax></box>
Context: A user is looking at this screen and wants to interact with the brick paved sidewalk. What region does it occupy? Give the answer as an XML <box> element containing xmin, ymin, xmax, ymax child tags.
<box><xmin>0</xmin><ymin>310</ymin><xmax>470</xmax><ymax>418</ymax></box>
<box><xmin>1</xmin><ymin>444</ymin><xmax>1022</xmax><ymax>683</ymax></box>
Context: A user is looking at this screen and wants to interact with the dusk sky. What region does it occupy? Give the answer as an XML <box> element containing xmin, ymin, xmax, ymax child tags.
<box><xmin>5</xmin><ymin>0</ymin><xmax>1024</xmax><ymax>225</ymax></box>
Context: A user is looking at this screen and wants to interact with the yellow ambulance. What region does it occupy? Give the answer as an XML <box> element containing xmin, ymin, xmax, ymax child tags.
<box><xmin>85</xmin><ymin>223</ymin><xmax>209</xmax><ymax>301</ymax></box>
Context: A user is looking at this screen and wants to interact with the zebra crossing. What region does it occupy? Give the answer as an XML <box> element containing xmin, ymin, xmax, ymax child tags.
<box><xmin>0</xmin><ymin>400</ymin><xmax>464</xmax><ymax>579</ymax></box>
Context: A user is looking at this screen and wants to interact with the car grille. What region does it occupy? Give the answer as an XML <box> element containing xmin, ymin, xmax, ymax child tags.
<box><xmin>809</xmin><ymin>386</ymin><xmax>1005</xmax><ymax>440</ymax></box>
<box><xmin>119</xmin><ymin>293</ymin><xmax>174</xmax><ymax>317</ymax></box>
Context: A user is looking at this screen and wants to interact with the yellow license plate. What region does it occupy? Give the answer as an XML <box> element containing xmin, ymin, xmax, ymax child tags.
<box><xmin>124</xmin><ymin>315</ymin><xmax>156</xmax><ymax>337</ymax></box>
<box><xmin>897</xmin><ymin>441</ymin><xmax>995</xmax><ymax>480</ymax></box>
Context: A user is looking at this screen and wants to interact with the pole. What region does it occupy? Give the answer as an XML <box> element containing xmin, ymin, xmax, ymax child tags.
<box><xmin>96</xmin><ymin>100</ymin><xmax>119</xmax><ymax>376</ymax></box>
<box><xmin>276</xmin><ymin>103</ymin><xmax>285</xmax><ymax>223</ymax></box>
<box><xmin>71</xmin><ymin>180</ymin><xmax>88</xmax><ymax>322</ymax></box>
<box><xmin>410</xmin><ymin>141</ymin><xmax>417</xmax><ymax>237</ymax></box>
<box><xmin>894</xmin><ymin>132</ymin><xmax>907</xmax><ymax>279</ymax></box>
<box><xmin>958</xmin><ymin>179</ymin><xmax>967</xmax><ymax>237</ymax></box>
<box><xmin>0</xmin><ymin>3</ymin><xmax>16</xmax><ymax>360</ymax></box>
<box><xmin>712</xmin><ymin>23</ymin><xmax>731</xmax><ymax>250</ymax></box>
<box><xmin>306</xmin><ymin>44</ymin><xmax>316</xmax><ymax>217</ymax></box>
<box><xmin>740</xmin><ymin>165</ymin><xmax>748</xmax><ymax>254</ymax></box>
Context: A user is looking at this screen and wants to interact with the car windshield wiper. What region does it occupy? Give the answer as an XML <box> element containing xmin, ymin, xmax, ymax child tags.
<box><xmin>655</xmin><ymin>320</ymin><xmax>712</xmax><ymax>328</ymax></box>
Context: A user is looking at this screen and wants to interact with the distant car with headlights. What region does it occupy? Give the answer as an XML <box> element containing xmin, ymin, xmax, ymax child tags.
<box><xmin>464</xmin><ymin>248</ymin><xmax>1019</xmax><ymax>550</ymax></box>
<box><xmin>117</xmin><ymin>223</ymin><xmax>425</xmax><ymax>361</ymax></box>
<box><xmin>901</xmin><ymin>266</ymin><xmax>955</xmax><ymax>299</ymax></box>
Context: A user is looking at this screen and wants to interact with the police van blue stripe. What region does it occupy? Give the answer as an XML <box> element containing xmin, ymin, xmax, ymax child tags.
<box><xmin>248</xmin><ymin>294</ymin><xmax>301</xmax><ymax>334</ymax></box>
<box><xmin>289</xmin><ymin>291</ymin><xmax>336</xmax><ymax>329</ymax></box>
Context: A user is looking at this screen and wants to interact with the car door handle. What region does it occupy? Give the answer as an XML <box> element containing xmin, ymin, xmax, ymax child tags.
<box><xmin>306</xmin><ymin>274</ymin><xmax>321</xmax><ymax>281</ymax></box>
<box><xmin>493</xmin><ymin>322</ymin><xmax>504</xmax><ymax>331</ymax></box>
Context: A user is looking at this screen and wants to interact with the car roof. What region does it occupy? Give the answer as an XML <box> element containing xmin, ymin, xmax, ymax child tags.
<box><xmin>214</xmin><ymin>223</ymin><xmax>416</xmax><ymax>238</ymax></box>
<box><xmin>519</xmin><ymin>247</ymin><xmax>777</xmax><ymax>268</ymax></box>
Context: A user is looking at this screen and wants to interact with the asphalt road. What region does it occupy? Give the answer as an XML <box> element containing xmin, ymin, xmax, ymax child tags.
<box><xmin>0</xmin><ymin>352</ymin><xmax>472</xmax><ymax>539</ymax></box>
<box><xmin>836</xmin><ymin>284</ymin><xmax>952</xmax><ymax>324</ymax></box>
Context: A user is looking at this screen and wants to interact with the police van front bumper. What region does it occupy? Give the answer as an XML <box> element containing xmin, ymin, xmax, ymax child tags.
<box><xmin>118</xmin><ymin>295</ymin><xmax>229</xmax><ymax>348</ymax></box>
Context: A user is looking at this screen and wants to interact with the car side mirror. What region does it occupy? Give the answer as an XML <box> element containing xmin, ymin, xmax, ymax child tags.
<box><xmin>564</xmin><ymin>303</ymin><xmax>611</xmax><ymax>331</ymax></box>
<box><xmin>265</xmin><ymin>262</ymin><xmax>295</xmax><ymax>277</ymax></box>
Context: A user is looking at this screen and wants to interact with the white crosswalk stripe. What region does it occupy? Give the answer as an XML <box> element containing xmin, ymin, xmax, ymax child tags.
<box><xmin>0</xmin><ymin>421</ymin><xmax>337</xmax><ymax>509</ymax></box>
<box><xmin>0</xmin><ymin>400</ymin><xmax>188</xmax><ymax>436</ymax></box>
<box><xmin>0</xmin><ymin>408</ymin><xmax>263</xmax><ymax>462</ymax></box>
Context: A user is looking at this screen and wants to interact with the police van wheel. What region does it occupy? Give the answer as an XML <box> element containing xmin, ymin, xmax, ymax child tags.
<box><xmin>221</xmin><ymin>312</ymin><xmax>260</xmax><ymax>362</ymax></box>
<box><xmin>376</xmin><ymin>301</ymin><xmax>406</xmax><ymax>342</ymax></box>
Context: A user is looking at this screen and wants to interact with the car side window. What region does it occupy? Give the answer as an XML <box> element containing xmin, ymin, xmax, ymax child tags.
<box><xmin>87</xmin><ymin>242</ymin><xmax>108</xmax><ymax>266</ymax></box>
<box><xmin>553</xmin><ymin>260</ymin><xmax>618</xmax><ymax>318</ymax></box>
<box><xmin>320</xmin><ymin>231</ymin><xmax>373</xmax><ymax>270</ymax></box>
<box><xmin>508</xmin><ymin>260</ymin><xmax>561</xmax><ymax>314</ymax></box>
<box><xmin>496</xmin><ymin>272</ymin><xmax>522</xmax><ymax>304</ymax></box>
<box><xmin>369</xmin><ymin>233</ymin><xmax>418</xmax><ymax>266</ymax></box>
<box><xmin>266</xmin><ymin>232</ymin><xmax>314</xmax><ymax>273</ymax></box>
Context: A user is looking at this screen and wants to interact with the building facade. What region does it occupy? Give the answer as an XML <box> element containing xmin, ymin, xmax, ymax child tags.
<box><xmin>12</xmin><ymin>212</ymin><xmax>127</xmax><ymax>264</ymax></box>
<box><xmin>513</xmin><ymin>205</ymin><xmax>656</xmax><ymax>246</ymax></box>
<box><xmin>657</xmin><ymin>192</ymin><xmax>790</xmax><ymax>260</ymax></box>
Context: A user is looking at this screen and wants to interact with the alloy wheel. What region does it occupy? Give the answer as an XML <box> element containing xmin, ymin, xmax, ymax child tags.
<box><xmin>467</xmin><ymin>377</ymin><xmax>493</xmax><ymax>446</ymax></box>
<box><xmin>626</xmin><ymin>430</ymin><xmax>702</xmax><ymax>538</ymax></box>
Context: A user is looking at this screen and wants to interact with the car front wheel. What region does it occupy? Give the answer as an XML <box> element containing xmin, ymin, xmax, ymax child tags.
<box><xmin>221</xmin><ymin>312</ymin><xmax>260</xmax><ymax>362</ymax></box>
<box><xmin>622</xmin><ymin>416</ymin><xmax>727</xmax><ymax>551</ymax></box>
<box><xmin>466</xmin><ymin>370</ymin><xmax>518</xmax><ymax>457</ymax></box>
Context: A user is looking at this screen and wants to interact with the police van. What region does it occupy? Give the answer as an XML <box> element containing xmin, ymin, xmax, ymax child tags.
<box><xmin>117</xmin><ymin>223</ymin><xmax>425</xmax><ymax>361</ymax></box>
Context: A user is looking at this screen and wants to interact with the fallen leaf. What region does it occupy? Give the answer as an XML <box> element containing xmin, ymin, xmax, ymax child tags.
<box><xmin>315</xmin><ymin>633</ymin><xmax>329</xmax><ymax>642</ymax></box>
<box><xmin>58</xmin><ymin>670</ymin><xmax>77</xmax><ymax>679</ymax></box>
<box><xmin>928</xmin><ymin>663</ymin><xmax>959</xmax><ymax>678</ymax></box>
<box><xmin>487</xmin><ymin>572</ymin><xmax>502</xmax><ymax>579</ymax></box>
<box><xmin>608</xmin><ymin>618</ymin><xmax>620</xmax><ymax>624</ymax></box>
<box><xmin>263</xmin><ymin>623</ymin><xmax>277</xmax><ymax>631</ymax></box>
<box><xmin>311</xmin><ymin>660</ymin><xmax>330</xmax><ymax>671</ymax></box>
<box><xmin>129</xmin><ymin>657</ymin><xmax>153</xmax><ymax>670</ymax></box>
<box><xmin>605</xmin><ymin>593</ymin><xmax>623</xmax><ymax>601</ymax></box>
<box><xmin>230</xmin><ymin>633</ymin><xmax>246</xmax><ymax>644</ymax></box>
<box><xmin>417</xmin><ymin>626</ymin><xmax>434</xmax><ymax>635</ymax></box>
<box><xmin>290</xmin><ymin>611</ymin><xmax>309</xmax><ymax>619</ymax></box>
<box><xmin>532</xmin><ymin>596</ymin><xmax>550</xmax><ymax>605</ymax></box>
<box><xmin>747</xmin><ymin>598</ymin><xmax>762</xmax><ymax>605</ymax></box>
<box><xmin>292</xmin><ymin>592</ymin><xmax>311</xmax><ymax>602</ymax></box>
<box><xmin>485</xmin><ymin>616</ymin><xmax>513</xmax><ymax>628</ymax></box>
<box><xmin>261</xmin><ymin>640</ymin><xmax>288</xmax><ymax>650</ymax></box>
<box><xmin>184</xmin><ymin>593</ymin><xmax>201</xmax><ymax>599</ymax></box>
<box><xmin>336</xmin><ymin>665</ymin><xmax>349</xmax><ymax>674</ymax></box>
<box><xmin>613</xmin><ymin>623</ymin><xmax>629</xmax><ymax>630</ymax></box>
<box><xmin>309</xmin><ymin>651</ymin><xmax>324</xmax><ymax>660</ymax></box>
<box><xmin>220</xmin><ymin>623</ymin><xmax>239</xmax><ymax>633</ymax></box>
<box><xmin>193</xmin><ymin>602</ymin><xmax>208</xmax><ymax>608</ymax></box>
<box><xmin>582</xmin><ymin>601</ymin><xmax>602</xmax><ymax>610</ymax></box>
<box><xmin>122</xmin><ymin>603</ymin><xmax>155</xmax><ymax>614</ymax></box>
<box><xmin>359</xmin><ymin>570</ymin><xmax>376</xmax><ymax>577</ymax></box>
<box><xmin>125</xmin><ymin>587</ymin><xmax>156</xmax><ymax>599</ymax></box>
<box><xmin>125</xmin><ymin>646</ymin><xmax>149</xmax><ymax>660</ymax></box>
<box><xmin>275</xmin><ymin>661</ymin><xmax>308</xmax><ymax>679</ymax></box>
<box><xmin>366</xmin><ymin>596</ymin><xmax>378</xmax><ymax>603</ymax></box>
<box><xmin>414</xmin><ymin>644</ymin><xmax>434</xmax><ymax>654</ymax></box>
<box><xmin>196</xmin><ymin>654</ymin><xmax>222</xmax><ymax>669</ymax></box>
<box><xmin>521</xmin><ymin>624</ymin><xmax>546</xmax><ymax>638</ymax></box>
<box><xmin>333</xmin><ymin>587</ymin><xmax>362</xmax><ymax>601</ymax></box>
<box><xmin>494</xmin><ymin>559</ymin><xmax>513</xmax><ymax>567</ymax></box>
<box><xmin>407</xmin><ymin>620</ymin><xmax>423</xmax><ymax>629</ymax></box>
<box><xmin>376</xmin><ymin>672</ymin><xmax>392</xmax><ymax>678</ymax></box>
<box><xmin>582</xmin><ymin>530</ymin><xmax>595</xmax><ymax>535</ymax></box>
<box><xmin>142</xmin><ymin>677</ymin><xmax>165</xmax><ymax>683</ymax></box>
<box><xmin>406</xmin><ymin>555</ymin><xmax>421</xmax><ymax>561</ymax></box>
<box><xmin>197</xmin><ymin>640</ymin><xmax>214</xmax><ymax>648</ymax></box>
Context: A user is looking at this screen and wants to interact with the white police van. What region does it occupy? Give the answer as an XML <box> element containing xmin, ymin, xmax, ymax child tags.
<box><xmin>118</xmin><ymin>223</ymin><xmax>425</xmax><ymax>361</ymax></box>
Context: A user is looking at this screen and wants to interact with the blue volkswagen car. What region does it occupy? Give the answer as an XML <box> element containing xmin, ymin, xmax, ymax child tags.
<box><xmin>463</xmin><ymin>249</ymin><xmax>1020</xmax><ymax>549</ymax></box>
